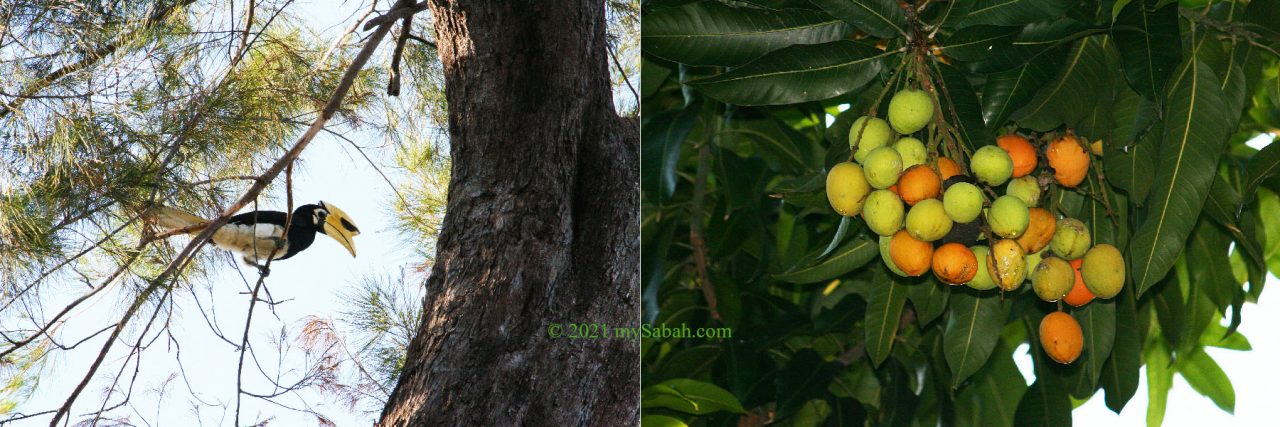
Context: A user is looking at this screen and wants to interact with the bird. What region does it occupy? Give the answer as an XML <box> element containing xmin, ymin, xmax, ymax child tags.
<box><xmin>146</xmin><ymin>201</ymin><xmax>360</xmax><ymax>274</ymax></box>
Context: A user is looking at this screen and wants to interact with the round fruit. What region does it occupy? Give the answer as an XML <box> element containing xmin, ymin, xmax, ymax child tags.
<box><xmin>887</xmin><ymin>89</ymin><xmax>935</xmax><ymax>134</ymax></box>
<box><xmin>940</xmin><ymin>220</ymin><xmax>983</xmax><ymax>246</ymax></box>
<box><xmin>1064</xmin><ymin>258</ymin><xmax>1095</xmax><ymax>307</ymax></box>
<box><xmin>864</xmin><ymin>146</ymin><xmax>904</xmax><ymax>189</ymax></box>
<box><xmin>826</xmin><ymin>162</ymin><xmax>871</xmax><ymax>216</ymax></box>
<box><xmin>943</xmin><ymin>182</ymin><xmax>983</xmax><ymax>223</ymax></box>
<box><xmin>1016</xmin><ymin>207</ymin><xmax>1057</xmax><ymax>254</ymax></box>
<box><xmin>1006</xmin><ymin>176</ymin><xmax>1041</xmax><ymax>207</ymax></box>
<box><xmin>863</xmin><ymin>190</ymin><xmax>905</xmax><ymax>236</ymax></box>
<box><xmin>936</xmin><ymin>157</ymin><xmax>962</xmax><ymax>180</ymax></box>
<box><xmin>880</xmin><ymin>235</ymin><xmax>909</xmax><ymax>276</ymax></box>
<box><xmin>988</xmin><ymin>196</ymin><xmax>1030</xmax><ymax>238</ymax></box>
<box><xmin>1040</xmin><ymin>311</ymin><xmax>1083</xmax><ymax>364</ymax></box>
<box><xmin>997</xmin><ymin>134</ymin><xmax>1038</xmax><ymax>178</ymax></box>
<box><xmin>987</xmin><ymin>238</ymin><xmax>1027</xmax><ymax>291</ymax></box>
<box><xmin>967</xmin><ymin>246</ymin><xmax>998</xmax><ymax>290</ymax></box>
<box><xmin>898</xmin><ymin>164</ymin><xmax>942</xmax><ymax>206</ymax></box>
<box><xmin>942</xmin><ymin>174</ymin><xmax>977</xmax><ymax>191</ymax></box>
<box><xmin>1032</xmin><ymin>257</ymin><xmax>1075</xmax><ymax>302</ymax></box>
<box><xmin>889</xmin><ymin>230</ymin><xmax>933</xmax><ymax>276</ymax></box>
<box><xmin>906</xmin><ymin>199</ymin><xmax>953</xmax><ymax>242</ymax></box>
<box><xmin>1050</xmin><ymin>218</ymin><xmax>1091</xmax><ymax>259</ymax></box>
<box><xmin>1046</xmin><ymin>133</ymin><xmax>1090</xmax><ymax>187</ymax></box>
<box><xmin>850</xmin><ymin>116</ymin><xmax>894</xmax><ymax>163</ymax></box>
<box><xmin>1081</xmin><ymin>244</ymin><xmax>1125</xmax><ymax>298</ymax></box>
<box><xmin>971</xmin><ymin>145</ymin><xmax>1014</xmax><ymax>186</ymax></box>
<box><xmin>1026</xmin><ymin>250</ymin><xmax>1043</xmax><ymax>275</ymax></box>
<box><xmin>933</xmin><ymin>243</ymin><xmax>978</xmax><ymax>285</ymax></box>
<box><xmin>894</xmin><ymin>137</ymin><xmax>928</xmax><ymax>168</ymax></box>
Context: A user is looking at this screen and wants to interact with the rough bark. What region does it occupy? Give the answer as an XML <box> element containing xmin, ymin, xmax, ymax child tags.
<box><xmin>377</xmin><ymin>1</ymin><xmax>639</xmax><ymax>425</ymax></box>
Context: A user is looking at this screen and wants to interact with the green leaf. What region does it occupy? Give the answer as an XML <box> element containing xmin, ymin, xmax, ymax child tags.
<box><xmin>1012</xmin><ymin>379</ymin><xmax>1071</xmax><ymax>427</ymax></box>
<box><xmin>933</xmin><ymin>61</ymin><xmax>990</xmax><ymax>150</ymax></box>
<box><xmin>939</xmin><ymin>25</ymin><xmax>1019</xmax><ymax>62</ymax></box>
<box><xmin>1014</xmin><ymin>36</ymin><xmax>1113</xmax><ymax>131</ymax></box>
<box><xmin>1075</xmin><ymin>300</ymin><xmax>1116</xmax><ymax>394</ymax></box>
<box><xmin>1104</xmin><ymin>125</ymin><xmax>1156</xmax><ymax>205</ymax></box>
<box><xmin>865</xmin><ymin>268</ymin><xmax>908</xmax><ymax>366</ymax></box>
<box><xmin>641</xmin><ymin>415</ymin><xmax>688</xmax><ymax>427</ymax></box>
<box><xmin>1178</xmin><ymin>349</ymin><xmax>1235</xmax><ymax>413</ymax></box>
<box><xmin>819</xmin><ymin>216</ymin><xmax>851</xmax><ymax>258</ymax></box>
<box><xmin>641</xmin><ymin>1</ymin><xmax>851</xmax><ymax>66</ymax></box>
<box><xmin>809</xmin><ymin>0</ymin><xmax>907</xmax><ymax>39</ymax></box>
<box><xmin>642</xmin><ymin>220</ymin><xmax>678</xmax><ymax>324</ymax></box>
<box><xmin>1146</xmin><ymin>339</ymin><xmax>1173</xmax><ymax>427</ymax></box>
<box><xmin>1245</xmin><ymin>136</ymin><xmax>1280</xmax><ymax>202</ymax></box>
<box><xmin>1187</xmin><ymin>218</ymin><xmax>1239</xmax><ymax>314</ymax></box>
<box><xmin>1111</xmin><ymin>0</ymin><xmax>1181</xmax><ymax>101</ymax></box>
<box><xmin>970</xmin><ymin>19</ymin><xmax>1092</xmax><ymax>73</ymax></box>
<box><xmin>1128</xmin><ymin>60</ymin><xmax>1234</xmax><ymax>296</ymax></box>
<box><xmin>774</xmin><ymin>238</ymin><xmax>877</xmax><ymax>284</ymax></box>
<box><xmin>775</xmin><ymin>350</ymin><xmax>839</xmax><ymax>418</ymax></box>
<box><xmin>955</xmin><ymin>342</ymin><xmax>1026</xmax><ymax>427</ymax></box>
<box><xmin>1102</xmin><ymin>288</ymin><xmax>1141</xmax><ymax>413</ymax></box>
<box><xmin>688</xmin><ymin>40</ymin><xmax>892</xmax><ymax>106</ymax></box>
<box><xmin>956</xmin><ymin>0</ymin><xmax>1074</xmax><ymax>28</ymax></box>
<box><xmin>1152</xmin><ymin>273</ymin><xmax>1185</xmax><ymax>349</ymax></box>
<box><xmin>907</xmin><ymin>277</ymin><xmax>950</xmax><ymax>326</ymax></box>
<box><xmin>1109</xmin><ymin>85</ymin><xmax>1159</xmax><ymax>146</ymax></box>
<box><xmin>981</xmin><ymin>49</ymin><xmax>1064</xmax><ymax>129</ymax></box>
<box><xmin>641</xmin><ymin>107</ymin><xmax>698</xmax><ymax>203</ymax></box>
<box><xmin>641</xmin><ymin>378</ymin><xmax>747</xmax><ymax>415</ymax></box>
<box><xmin>944</xmin><ymin>288</ymin><xmax>1007</xmax><ymax>388</ymax></box>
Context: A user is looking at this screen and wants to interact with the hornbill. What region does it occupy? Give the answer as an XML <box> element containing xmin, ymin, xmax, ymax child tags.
<box><xmin>147</xmin><ymin>201</ymin><xmax>360</xmax><ymax>274</ymax></box>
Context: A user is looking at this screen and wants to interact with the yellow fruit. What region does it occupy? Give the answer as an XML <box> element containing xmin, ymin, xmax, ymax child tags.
<box><xmin>933</xmin><ymin>243</ymin><xmax>978</xmax><ymax>285</ymax></box>
<box><xmin>826</xmin><ymin>162</ymin><xmax>872</xmax><ymax>216</ymax></box>
<box><xmin>863</xmin><ymin>190</ymin><xmax>905</xmax><ymax>236</ymax></box>
<box><xmin>988</xmin><ymin>195</ymin><xmax>1029</xmax><ymax>239</ymax></box>
<box><xmin>1046</xmin><ymin>133</ymin><xmax>1090</xmax><ymax>187</ymax></box>
<box><xmin>905</xmin><ymin>199</ymin><xmax>953</xmax><ymax>242</ymax></box>
<box><xmin>1040</xmin><ymin>311</ymin><xmax>1084</xmax><ymax>364</ymax></box>
<box><xmin>864</xmin><ymin>146</ymin><xmax>904</xmax><ymax>189</ymax></box>
<box><xmin>1006</xmin><ymin>176</ymin><xmax>1041</xmax><ymax>207</ymax></box>
<box><xmin>1050</xmin><ymin>218</ymin><xmax>1091</xmax><ymax>260</ymax></box>
<box><xmin>851</xmin><ymin>116</ymin><xmax>894</xmax><ymax>162</ymax></box>
<box><xmin>895</xmin><ymin>137</ymin><xmax>928</xmax><ymax>168</ymax></box>
<box><xmin>887</xmin><ymin>89</ymin><xmax>935</xmax><ymax>134</ymax></box>
<box><xmin>972</xmin><ymin>145</ymin><xmax>1013</xmax><ymax>186</ymax></box>
<box><xmin>943</xmin><ymin>182</ymin><xmax>983</xmax><ymax>223</ymax></box>
<box><xmin>1032</xmin><ymin>257</ymin><xmax>1074</xmax><ymax>302</ymax></box>
<box><xmin>967</xmin><ymin>246</ymin><xmax>998</xmax><ymax>290</ymax></box>
<box><xmin>987</xmin><ymin>239</ymin><xmax>1027</xmax><ymax>291</ymax></box>
<box><xmin>1081</xmin><ymin>244</ymin><xmax>1125</xmax><ymax>299</ymax></box>
<box><xmin>890</xmin><ymin>230</ymin><xmax>933</xmax><ymax>277</ymax></box>
<box><xmin>1016</xmin><ymin>207</ymin><xmax>1057</xmax><ymax>254</ymax></box>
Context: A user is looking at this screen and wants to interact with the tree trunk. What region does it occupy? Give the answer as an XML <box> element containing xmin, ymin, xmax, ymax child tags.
<box><xmin>377</xmin><ymin>1</ymin><xmax>638</xmax><ymax>426</ymax></box>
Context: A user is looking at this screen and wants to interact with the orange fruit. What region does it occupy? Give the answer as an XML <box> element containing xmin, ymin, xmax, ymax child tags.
<box><xmin>997</xmin><ymin>134</ymin><xmax>1038</xmax><ymax>178</ymax></box>
<box><xmin>898</xmin><ymin>164</ymin><xmax>942</xmax><ymax>206</ymax></box>
<box><xmin>933</xmin><ymin>243</ymin><xmax>978</xmax><ymax>285</ymax></box>
<box><xmin>1064</xmin><ymin>258</ymin><xmax>1095</xmax><ymax>307</ymax></box>
<box><xmin>1040</xmin><ymin>311</ymin><xmax>1084</xmax><ymax>364</ymax></box>
<box><xmin>889</xmin><ymin>230</ymin><xmax>933</xmax><ymax>276</ymax></box>
<box><xmin>1046</xmin><ymin>133</ymin><xmax>1090</xmax><ymax>187</ymax></box>
<box><xmin>935</xmin><ymin>157</ymin><xmax>962</xmax><ymax>180</ymax></box>
<box><xmin>1016</xmin><ymin>207</ymin><xmax>1057</xmax><ymax>254</ymax></box>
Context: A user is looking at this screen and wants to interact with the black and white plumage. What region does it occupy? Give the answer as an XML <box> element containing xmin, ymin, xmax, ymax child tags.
<box><xmin>148</xmin><ymin>201</ymin><xmax>360</xmax><ymax>269</ymax></box>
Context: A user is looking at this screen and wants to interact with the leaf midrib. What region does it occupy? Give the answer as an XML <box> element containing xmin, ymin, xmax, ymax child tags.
<box><xmin>1136</xmin><ymin>62</ymin><xmax>1198</xmax><ymax>292</ymax></box>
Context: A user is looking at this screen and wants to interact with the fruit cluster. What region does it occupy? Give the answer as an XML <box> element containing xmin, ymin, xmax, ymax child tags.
<box><xmin>825</xmin><ymin>89</ymin><xmax>1126</xmax><ymax>365</ymax></box>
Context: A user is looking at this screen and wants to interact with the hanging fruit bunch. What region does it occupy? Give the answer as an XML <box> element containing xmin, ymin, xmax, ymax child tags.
<box><xmin>824</xmin><ymin>61</ymin><xmax>1125</xmax><ymax>365</ymax></box>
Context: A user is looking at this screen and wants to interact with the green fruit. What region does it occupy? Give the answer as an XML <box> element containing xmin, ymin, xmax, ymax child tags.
<box><xmin>887</xmin><ymin>89</ymin><xmax>934</xmax><ymax>134</ymax></box>
<box><xmin>1050</xmin><ymin>218</ymin><xmax>1091</xmax><ymax>259</ymax></box>
<box><xmin>894</xmin><ymin>137</ymin><xmax>928</xmax><ymax>168</ymax></box>
<box><xmin>988</xmin><ymin>195</ymin><xmax>1029</xmax><ymax>238</ymax></box>
<box><xmin>880</xmin><ymin>235</ymin><xmax>909</xmax><ymax>276</ymax></box>
<box><xmin>850</xmin><ymin>116</ymin><xmax>894</xmax><ymax>162</ymax></box>
<box><xmin>1032</xmin><ymin>256</ymin><xmax>1074</xmax><ymax>302</ymax></box>
<box><xmin>863</xmin><ymin>190</ymin><xmax>905</xmax><ymax>236</ymax></box>
<box><xmin>943</xmin><ymin>182</ymin><xmax>983</xmax><ymax>223</ymax></box>
<box><xmin>905</xmin><ymin>199</ymin><xmax>953</xmax><ymax>242</ymax></box>
<box><xmin>971</xmin><ymin>145</ymin><xmax>1014</xmax><ymax>186</ymax></box>
<box><xmin>826</xmin><ymin>162</ymin><xmax>872</xmax><ymax>216</ymax></box>
<box><xmin>1006</xmin><ymin>176</ymin><xmax>1041</xmax><ymax>206</ymax></box>
<box><xmin>864</xmin><ymin>146</ymin><xmax>903</xmax><ymax>189</ymax></box>
<box><xmin>1081</xmin><ymin>244</ymin><xmax>1125</xmax><ymax>298</ymax></box>
<box><xmin>967</xmin><ymin>246</ymin><xmax>998</xmax><ymax>290</ymax></box>
<box><xmin>1026</xmin><ymin>250</ymin><xmax>1043</xmax><ymax>274</ymax></box>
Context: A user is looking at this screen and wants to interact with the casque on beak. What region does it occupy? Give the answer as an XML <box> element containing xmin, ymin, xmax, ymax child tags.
<box><xmin>319</xmin><ymin>201</ymin><xmax>360</xmax><ymax>257</ymax></box>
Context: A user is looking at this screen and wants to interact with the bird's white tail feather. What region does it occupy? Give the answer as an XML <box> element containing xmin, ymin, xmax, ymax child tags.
<box><xmin>147</xmin><ymin>206</ymin><xmax>209</xmax><ymax>234</ymax></box>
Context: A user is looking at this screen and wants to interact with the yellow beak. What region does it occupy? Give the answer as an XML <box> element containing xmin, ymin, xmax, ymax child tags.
<box><xmin>319</xmin><ymin>201</ymin><xmax>360</xmax><ymax>257</ymax></box>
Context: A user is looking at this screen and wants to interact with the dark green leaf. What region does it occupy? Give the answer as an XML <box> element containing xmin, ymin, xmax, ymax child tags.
<box><xmin>1152</xmin><ymin>273</ymin><xmax>1184</xmax><ymax>349</ymax></box>
<box><xmin>809</xmin><ymin>0</ymin><xmax>907</xmax><ymax>39</ymax></box>
<box><xmin>944</xmin><ymin>288</ymin><xmax>1007</xmax><ymax>388</ymax></box>
<box><xmin>1075</xmin><ymin>300</ymin><xmax>1116</xmax><ymax>394</ymax></box>
<box><xmin>774</xmin><ymin>238</ymin><xmax>877</xmax><ymax>283</ymax></box>
<box><xmin>1178</xmin><ymin>348</ymin><xmax>1235</xmax><ymax>413</ymax></box>
<box><xmin>688</xmin><ymin>40</ymin><xmax>893</xmax><ymax>106</ymax></box>
<box><xmin>865</xmin><ymin>268</ymin><xmax>908</xmax><ymax>366</ymax></box>
<box><xmin>939</xmin><ymin>25</ymin><xmax>1019</xmax><ymax>62</ymax></box>
<box><xmin>969</xmin><ymin>19</ymin><xmax>1092</xmax><ymax>73</ymax></box>
<box><xmin>1109</xmin><ymin>86</ymin><xmax>1160</xmax><ymax>147</ymax></box>
<box><xmin>641</xmin><ymin>107</ymin><xmax>699</xmax><ymax>203</ymax></box>
<box><xmin>819</xmin><ymin>216</ymin><xmax>851</xmax><ymax>258</ymax></box>
<box><xmin>955</xmin><ymin>342</ymin><xmax>1026</xmax><ymax>427</ymax></box>
<box><xmin>933</xmin><ymin>61</ymin><xmax>990</xmax><ymax>150</ymax></box>
<box><xmin>1245</xmin><ymin>137</ymin><xmax>1280</xmax><ymax>202</ymax></box>
<box><xmin>1104</xmin><ymin>125</ymin><xmax>1155</xmax><ymax>205</ymax></box>
<box><xmin>1129</xmin><ymin>60</ymin><xmax>1233</xmax><ymax>296</ymax></box>
<box><xmin>641</xmin><ymin>378</ymin><xmax>747</xmax><ymax>415</ymax></box>
<box><xmin>642</xmin><ymin>220</ymin><xmax>678</xmax><ymax>324</ymax></box>
<box><xmin>981</xmin><ymin>49</ymin><xmax>1065</xmax><ymax>129</ymax></box>
<box><xmin>1102</xmin><ymin>288</ymin><xmax>1141</xmax><ymax>413</ymax></box>
<box><xmin>1014</xmin><ymin>36</ymin><xmax>1113</xmax><ymax>131</ymax></box>
<box><xmin>1013</xmin><ymin>379</ymin><xmax>1071</xmax><ymax>427</ymax></box>
<box><xmin>1111</xmin><ymin>0</ymin><xmax>1181</xmax><ymax>101</ymax></box>
<box><xmin>642</xmin><ymin>1</ymin><xmax>851</xmax><ymax>66</ymax></box>
<box><xmin>907</xmin><ymin>277</ymin><xmax>950</xmax><ymax>326</ymax></box>
<box><xmin>956</xmin><ymin>0</ymin><xmax>1074</xmax><ymax>28</ymax></box>
<box><xmin>776</xmin><ymin>350</ymin><xmax>839</xmax><ymax>417</ymax></box>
